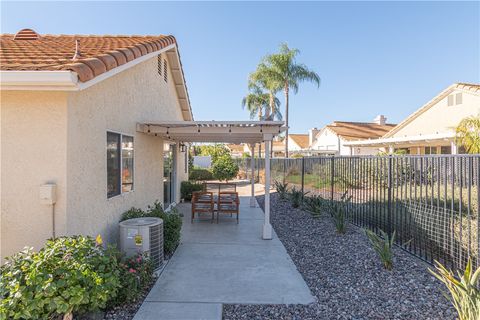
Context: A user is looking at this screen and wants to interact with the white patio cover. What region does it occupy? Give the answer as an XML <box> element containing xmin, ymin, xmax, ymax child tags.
<box><xmin>137</xmin><ymin>120</ymin><xmax>286</xmax><ymax>239</ymax></box>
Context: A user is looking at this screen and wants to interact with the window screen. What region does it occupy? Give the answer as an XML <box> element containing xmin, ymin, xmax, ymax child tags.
<box><xmin>107</xmin><ymin>132</ymin><xmax>121</xmax><ymax>198</ymax></box>
<box><xmin>122</xmin><ymin>135</ymin><xmax>134</xmax><ymax>192</ymax></box>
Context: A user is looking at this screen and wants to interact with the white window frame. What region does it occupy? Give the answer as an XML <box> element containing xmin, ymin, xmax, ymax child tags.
<box><xmin>106</xmin><ymin>130</ymin><xmax>135</xmax><ymax>199</ymax></box>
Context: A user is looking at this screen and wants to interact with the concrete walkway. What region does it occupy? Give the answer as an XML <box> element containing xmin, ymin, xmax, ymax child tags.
<box><xmin>134</xmin><ymin>190</ymin><xmax>314</xmax><ymax>320</ymax></box>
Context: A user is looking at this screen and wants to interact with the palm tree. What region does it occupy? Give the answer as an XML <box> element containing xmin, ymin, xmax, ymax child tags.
<box><xmin>254</xmin><ymin>43</ymin><xmax>320</xmax><ymax>157</ymax></box>
<box><xmin>249</xmin><ymin>73</ymin><xmax>282</xmax><ymax>121</ymax></box>
<box><xmin>242</xmin><ymin>84</ymin><xmax>281</xmax><ymax>158</ymax></box>
<box><xmin>455</xmin><ymin>115</ymin><xmax>480</xmax><ymax>154</ymax></box>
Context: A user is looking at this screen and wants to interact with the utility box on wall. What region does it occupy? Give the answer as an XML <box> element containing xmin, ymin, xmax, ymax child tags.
<box><xmin>40</xmin><ymin>183</ymin><xmax>57</xmax><ymax>205</ymax></box>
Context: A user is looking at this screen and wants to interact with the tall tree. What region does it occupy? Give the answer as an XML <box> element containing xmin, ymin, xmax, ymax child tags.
<box><xmin>249</xmin><ymin>73</ymin><xmax>282</xmax><ymax>121</ymax></box>
<box><xmin>242</xmin><ymin>84</ymin><xmax>281</xmax><ymax>158</ymax></box>
<box><xmin>255</xmin><ymin>43</ymin><xmax>320</xmax><ymax>157</ymax></box>
<box><xmin>455</xmin><ymin>115</ymin><xmax>480</xmax><ymax>154</ymax></box>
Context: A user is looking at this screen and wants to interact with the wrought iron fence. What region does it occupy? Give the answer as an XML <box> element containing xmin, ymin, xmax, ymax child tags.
<box><xmin>236</xmin><ymin>155</ymin><xmax>480</xmax><ymax>271</ymax></box>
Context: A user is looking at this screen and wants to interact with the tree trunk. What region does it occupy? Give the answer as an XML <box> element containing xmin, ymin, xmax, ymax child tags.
<box><xmin>284</xmin><ymin>83</ymin><xmax>289</xmax><ymax>158</ymax></box>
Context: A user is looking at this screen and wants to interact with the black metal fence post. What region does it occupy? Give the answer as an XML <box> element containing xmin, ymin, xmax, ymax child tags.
<box><xmin>301</xmin><ymin>157</ymin><xmax>305</xmax><ymax>198</ymax></box>
<box><xmin>330</xmin><ymin>156</ymin><xmax>335</xmax><ymax>202</ymax></box>
<box><xmin>387</xmin><ymin>155</ymin><xmax>393</xmax><ymax>238</ymax></box>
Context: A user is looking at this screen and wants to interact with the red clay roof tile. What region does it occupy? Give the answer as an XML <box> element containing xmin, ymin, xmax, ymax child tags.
<box><xmin>0</xmin><ymin>31</ymin><xmax>176</xmax><ymax>82</ymax></box>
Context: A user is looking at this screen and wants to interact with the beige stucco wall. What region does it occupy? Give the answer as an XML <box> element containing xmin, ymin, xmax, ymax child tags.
<box><xmin>1</xmin><ymin>91</ymin><xmax>68</xmax><ymax>261</ymax></box>
<box><xmin>1</xmin><ymin>53</ymin><xmax>189</xmax><ymax>261</ymax></box>
<box><xmin>391</xmin><ymin>90</ymin><xmax>480</xmax><ymax>138</ymax></box>
<box><xmin>66</xmin><ymin>54</ymin><xmax>186</xmax><ymax>244</ymax></box>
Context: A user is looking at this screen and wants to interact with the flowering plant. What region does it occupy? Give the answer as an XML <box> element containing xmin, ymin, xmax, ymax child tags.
<box><xmin>111</xmin><ymin>253</ymin><xmax>154</xmax><ymax>305</ymax></box>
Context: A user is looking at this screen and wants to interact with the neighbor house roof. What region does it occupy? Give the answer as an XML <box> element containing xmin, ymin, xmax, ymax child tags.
<box><xmin>0</xmin><ymin>29</ymin><xmax>176</xmax><ymax>82</ymax></box>
<box><xmin>288</xmin><ymin>134</ymin><xmax>310</xmax><ymax>149</ymax></box>
<box><xmin>326</xmin><ymin>121</ymin><xmax>396</xmax><ymax>141</ymax></box>
<box><xmin>384</xmin><ymin>82</ymin><xmax>480</xmax><ymax>138</ymax></box>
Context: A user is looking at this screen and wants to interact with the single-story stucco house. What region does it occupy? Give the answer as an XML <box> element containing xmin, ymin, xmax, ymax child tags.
<box><xmin>0</xmin><ymin>29</ymin><xmax>192</xmax><ymax>262</ymax></box>
<box><xmin>310</xmin><ymin>115</ymin><xmax>396</xmax><ymax>155</ymax></box>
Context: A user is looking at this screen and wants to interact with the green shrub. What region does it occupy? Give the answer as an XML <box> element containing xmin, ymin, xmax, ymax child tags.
<box><xmin>189</xmin><ymin>168</ymin><xmax>214</xmax><ymax>181</ymax></box>
<box><xmin>429</xmin><ymin>258</ymin><xmax>480</xmax><ymax>320</ymax></box>
<box><xmin>332</xmin><ymin>191</ymin><xmax>351</xmax><ymax>234</ymax></box>
<box><xmin>274</xmin><ymin>180</ymin><xmax>289</xmax><ymax>200</ymax></box>
<box><xmin>289</xmin><ymin>186</ymin><xmax>309</xmax><ymax>208</ymax></box>
<box><xmin>0</xmin><ymin>236</ymin><xmax>120</xmax><ymax>319</ymax></box>
<box><xmin>365</xmin><ymin>229</ymin><xmax>395</xmax><ymax>270</ymax></box>
<box><xmin>121</xmin><ymin>201</ymin><xmax>182</xmax><ymax>256</ymax></box>
<box><xmin>181</xmin><ymin>181</ymin><xmax>203</xmax><ymax>201</ymax></box>
<box><xmin>110</xmin><ymin>253</ymin><xmax>154</xmax><ymax>305</ymax></box>
<box><xmin>211</xmin><ymin>155</ymin><xmax>239</xmax><ymax>182</ymax></box>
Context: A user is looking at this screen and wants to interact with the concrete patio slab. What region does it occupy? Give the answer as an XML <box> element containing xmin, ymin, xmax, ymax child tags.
<box><xmin>135</xmin><ymin>192</ymin><xmax>314</xmax><ymax>319</ymax></box>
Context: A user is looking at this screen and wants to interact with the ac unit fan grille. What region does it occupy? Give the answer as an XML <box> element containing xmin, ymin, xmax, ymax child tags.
<box><xmin>149</xmin><ymin>223</ymin><xmax>163</xmax><ymax>268</ymax></box>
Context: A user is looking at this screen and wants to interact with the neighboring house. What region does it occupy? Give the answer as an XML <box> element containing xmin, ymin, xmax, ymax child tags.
<box><xmin>226</xmin><ymin>144</ymin><xmax>248</xmax><ymax>158</ymax></box>
<box><xmin>345</xmin><ymin>83</ymin><xmax>480</xmax><ymax>154</ymax></box>
<box><xmin>310</xmin><ymin>115</ymin><xmax>396</xmax><ymax>155</ymax></box>
<box><xmin>1</xmin><ymin>29</ymin><xmax>192</xmax><ymax>261</ymax></box>
<box><xmin>243</xmin><ymin>141</ymin><xmax>285</xmax><ymax>158</ymax></box>
<box><xmin>288</xmin><ymin>134</ymin><xmax>310</xmax><ymax>155</ymax></box>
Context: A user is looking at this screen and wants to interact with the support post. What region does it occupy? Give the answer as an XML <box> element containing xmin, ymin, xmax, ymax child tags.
<box><xmin>451</xmin><ymin>141</ymin><xmax>458</xmax><ymax>155</ymax></box>
<box><xmin>263</xmin><ymin>134</ymin><xmax>273</xmax><ymax>240</ymax></box>
<box><xmin>250</xmin><ymin>143</ymin><xmax>256</xmax><ymax>207</ymax></box>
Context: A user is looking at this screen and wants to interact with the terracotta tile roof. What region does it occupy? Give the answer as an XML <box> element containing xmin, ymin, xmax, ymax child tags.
<box><xmin>326</xmin><ymin>121</ymin><xmax>396</xmax><ymax>141</ymax></box>
<box><xmin>0</xmin><ymin>29</ymin><xmax>176</xmax><ymax>82</ymax></box>
<box><xmin>288</xmin><ymin>134</ymin><xmax>309</xmax><ymax>149</ymax></box>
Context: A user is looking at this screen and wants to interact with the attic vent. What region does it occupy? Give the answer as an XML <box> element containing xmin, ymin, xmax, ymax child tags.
<box><xmin>14</xmin><ymin>28</ymin><xmax>39</xmax><ymax>40</ymax></box>
<box><xmin>163</xmin><ymin>59</ymin><xmax>168</xmax><ymax>83</ymax></box>
<box><xmin>157</xmin><ymin>55</ymin><xmax>162</xmax><ymax>76</ymax></box>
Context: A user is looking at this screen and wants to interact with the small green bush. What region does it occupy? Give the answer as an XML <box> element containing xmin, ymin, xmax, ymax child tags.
<box><xmin>121</xmin><ymin>201</ymin><xmax>182</xmax><ymax>256</ymax></box>
<box><xmin>274</xmin><ymin>180</ymin><xmax>289</xmax><ymax>200</ymax></box>
<box><xmin>110</xmin><ymin>253</ymin><xmax>154</xmax><ymax>305</ymax></box>
<box><xmin>189</xmin><ymin>168</ymin><xmax>214</xmax><ymax>181</ymax></box>
<box><xmin>181</xmin><ymin>181</ymin><xmax>203</xmax><ymax>201</ymax></box>
<box><xmin>0</xmin><ymin>236</ymin><xmax>121</xmax><ymax>319</ymax></box>
<box><xmin>365</xmin><ymin>229</ymin><xmax>395</xmax><ymax>270</ymax></box>
<box><xmin>211</xmin><ymin>155</ymin><xmax>239</xmax><ymax>182</ymax></box>
<box><xmin>429</xmin><ymin>258</ymin><xmax>480</xmax><ymax>320</ymax></box>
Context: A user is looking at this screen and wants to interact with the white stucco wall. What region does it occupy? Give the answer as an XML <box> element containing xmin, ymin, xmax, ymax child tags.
<box><xmin>390</xmin><ymin>89</ymin><xmax>480</xmax><ymax>138</ymax></box>
<box><xmin>311</xmin><ymin>128</ymin><xmax>340</xmax><ymax>154</ymax></box>
<box><xmin>312</xmin><ymin>128</ymin><xmax>382</xmax><ymax>156</ymax></box>
<box><xmin>1</xmin><ymin>53</ymin><xmax>189</xmax><ymax>261</ymax></box>
<box><xmin>1</xmin><ymin>91</ymin><xmax>68</xmax><ymax>261</ymax></box>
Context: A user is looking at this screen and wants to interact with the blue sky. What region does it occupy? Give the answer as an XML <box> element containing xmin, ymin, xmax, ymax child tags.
<box><xmin>2</xmin><ymin>1</ymin><xmax>479</xmax><ymax>133</ymax></box>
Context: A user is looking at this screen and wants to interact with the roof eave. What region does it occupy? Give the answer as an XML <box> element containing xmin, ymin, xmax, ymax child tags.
<box><xmin>0</xmin><ymin>70</ymin><xmax>80</xmax><ymax>90</ymax></box>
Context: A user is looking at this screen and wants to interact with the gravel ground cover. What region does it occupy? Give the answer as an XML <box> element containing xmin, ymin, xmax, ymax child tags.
<box><xmin>224</xmin><ymin>193</ymin><xmax>455</xmax><ymax>320</ymax></box>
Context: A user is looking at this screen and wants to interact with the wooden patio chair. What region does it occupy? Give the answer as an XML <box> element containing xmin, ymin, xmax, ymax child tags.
<box><xmin>191</xmin><ymin>191</ymin><xmax>214</xmax><ymax>223</ymax></box>
<box><xmin>216</xmin><ymin>191</ymin><xmax>240</xmax><ymax>223</ymax></box>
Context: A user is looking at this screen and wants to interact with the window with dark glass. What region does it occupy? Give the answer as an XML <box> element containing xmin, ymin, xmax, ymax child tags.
<box><xmin>107</xmin><ymin>132</ymin><xmax>134</xmax><ymax>198</ymax></box>
<box><xmin>107</xmin><ymin>132</ymin><xmax>121</xmax><ymax>198</ymax></box>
